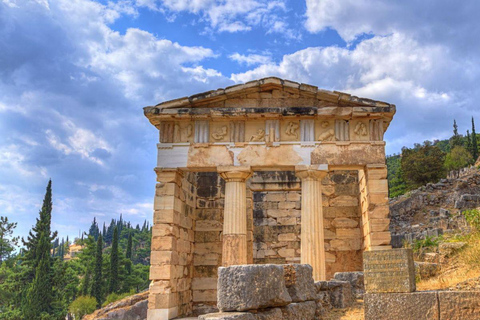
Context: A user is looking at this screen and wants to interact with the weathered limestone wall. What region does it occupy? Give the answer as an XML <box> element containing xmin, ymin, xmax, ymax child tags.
<box><xmin>192</xmin><ymin>173</ymin><xmax>224</xmax><ymax>316</ymax></box>
<box><xmin>148</xmin><ymin>170</ymin><xmax>196</xmax><ymax>319</ymax></box>
<box><xmin>359</xmin><ymin>165</ymin><xmax>391</xmax><ymax>251</ymax></box>
<box><xmin>251</xmin><ymin>171</ymin><xmax>362</xmax><ymax>279</ymax></box>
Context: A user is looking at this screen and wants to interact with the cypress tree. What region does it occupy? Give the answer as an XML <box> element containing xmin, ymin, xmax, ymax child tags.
<box><xmin>91</xmin><ymin>235</ymin><xmax>103</xmax><ymax>308</ymax></box>
<box><xmin>89</xmin><ymin>217</ymin><xmax>100</xmax><ymax>240</ymax></box>
<box><xmin>108</xmin><ymin>227</ymin><xmax>119</xmax><ymax>294</ymax></box>
<box><xmin>472</xmin><ymin>117</ymin><xmax>479</xmax><ymax>161</ymax></box>
<box><xmin>450</xmin><ymin>119</ymin><xmax>462</xmax><ymax>148</ymax></box>
<box><xmin>82</xmin><ymin>267</ymin><xmax>91</xmax><ymax>297</ymax></box>
<box><xmin>22</xmin><ymin>180</ymin><xmax>57</xmax><ymax>278</ymax></box>
<box><xmin>24</xmin><ymin>231</ymin><xmax>53</xmax><ymax>317</ymax></box>
<box><xmin>126</xmin><ymin>232</ymin><xmax>133</xmax><ymax>275</ymax></box>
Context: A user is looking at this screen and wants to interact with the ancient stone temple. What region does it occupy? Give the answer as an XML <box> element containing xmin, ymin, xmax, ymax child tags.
<box><xmin>144</xmin><ymin>77</ymin><xmax>396</xmax><ymax>319</ymax></box>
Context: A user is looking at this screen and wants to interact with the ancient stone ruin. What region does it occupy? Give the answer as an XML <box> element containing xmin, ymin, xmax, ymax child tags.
<box><xmin>143</xmin><ymin>77</ymin><xmax>396</xmax><ymax>319</ymax></box>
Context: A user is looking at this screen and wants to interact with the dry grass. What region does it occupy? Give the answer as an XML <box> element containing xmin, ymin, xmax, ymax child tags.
<box><xmin>416</xmin><ymin>264</ymin><xmax>480</xmax><ymax>291</ymax></box>
<box><xmin>417</xmin><ymin>232</ymin><xmax>480</xmax><ymax>291</ymax></box>
<box><xmin>324</xmin><ymin>300</ymin><xmax>364</xmax><ymax>320</ymax></box>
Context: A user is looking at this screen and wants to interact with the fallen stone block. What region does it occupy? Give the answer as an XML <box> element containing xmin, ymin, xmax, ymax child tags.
<box><xmin>438</xmin><ymin>242</ymin><xmax>466</xmax><ymax>257</ymax></box>
<box><xmin>280</xmin><ymin>301</ymin><xmax>316</xmax><ymax>320</ymax></box>
<box><xmin>326</xmin><ymin>281</ymin><xmax>354</xmax><ymax>309</ymax></box>
<box><xmin>415</xmin><ymin>262</ymin><xmax>440</xmax><ymax>280</ymax></box>
<box><xmin>316</xmin><ymin>280</ymin><xmax>354</xmax><ymax>309</ymax></box>
<box><xmin>217</xmin><ymin>265</ymin><xmax>292</xmax><ymax>312</ymax></box>
<box><xmin>283</xmin><ymin>264</ymin><xmax>317</xmax><ymax>302</ymax></box>
<box><xmin>364</xmin><ymin>292</ymin><xmax>438</xmax><ymax>320</ymax></box>
<box><xmin>333</xmin><ymin>271</ymin><xmax>364</xmax><ymax>298</ymax></box>
<box><xmin>199</xmin><ymin>312</ymin><xmax>255</xmax><ymax>320</ymax></box>
<box><xmin>438</xmin><ymin>291</ymin><xmax>480</xmax><ymax>320</ymax></box>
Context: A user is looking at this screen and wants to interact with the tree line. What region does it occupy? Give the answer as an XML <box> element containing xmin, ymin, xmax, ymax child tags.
<box><xmin>388</xmin><ymin>117</ymin><xmax>479</xmax><ymax>197</ymax></box>
<box><xmin>0</xmin><ymin>181</ymin><xmax>152</xmax><ymax>319</ymax></box>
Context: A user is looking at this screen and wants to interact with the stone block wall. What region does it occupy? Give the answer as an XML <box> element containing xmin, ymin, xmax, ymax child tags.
<box><xmin>192</xmin><ymin>172</ymin><xmax>254</xmax><ymax>316</ymax></box>
<box><xmin>148</xmin><ymin>170</ymin><xmax>196</xmax><ymax>319</ymax></box>
<box><xmin>251</xmin><ymin>170</ymin><xmax>363</xmax><ymax>279</ymax></box>
<box><xmin>359</xmin><ymin>165</ymin><xmax>391</xmax><ymax>251</ymax></box>
<box><xmin>192</xmin><ymin>172</ymin><xmax>224</xmax><ymax>316</ymax></box>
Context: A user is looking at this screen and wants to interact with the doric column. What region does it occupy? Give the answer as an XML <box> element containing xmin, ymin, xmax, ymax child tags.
<box><xmin>295</xmin><ymin>165</ymin><xmax>328</xmax><ymax>281</ymax></box>
<box><xmin>218</xmin><ymin>166</ymin><xmax>252</xmax><ymax>266</ymax></box>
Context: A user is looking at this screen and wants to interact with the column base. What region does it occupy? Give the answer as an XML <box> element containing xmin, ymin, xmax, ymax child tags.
<box><xmin>147</xmin><ymin>307</ymin><xmax>178</xmax><ymax>320</ymax></box>
<box><xmin>222</xmin><ymin>234</ymin><xmax>247</xmax><ymax>266</ymax></box>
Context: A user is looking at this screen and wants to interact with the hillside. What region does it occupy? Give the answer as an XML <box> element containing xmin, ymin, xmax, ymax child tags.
<box><xmin>389</xmin><ymin>166</ymin><xmax>480</xmax><ymax>246</ymax></box>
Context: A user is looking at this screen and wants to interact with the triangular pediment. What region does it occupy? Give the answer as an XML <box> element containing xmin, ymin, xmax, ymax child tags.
<box><xmin>144</xmin><ymin>77</ymin><xmax>396</xmax><ymax>127</ymax></box>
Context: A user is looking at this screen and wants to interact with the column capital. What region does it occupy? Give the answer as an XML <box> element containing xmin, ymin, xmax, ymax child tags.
<box><xmin>218</xmin><ymin>166</ymin><xmax>252</xmax><ymax>182</ymax></box>
<box><xmin>295</xmin><ymin>165</ymin><xmax>328</xmax><ymax>181</ymax></box>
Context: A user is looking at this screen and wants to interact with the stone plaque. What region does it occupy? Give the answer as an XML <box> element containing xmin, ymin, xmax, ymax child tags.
<box><xmin>363</xmin><ymin>248</ymin><xmax>415</xmax><ymax>293</ymax></box>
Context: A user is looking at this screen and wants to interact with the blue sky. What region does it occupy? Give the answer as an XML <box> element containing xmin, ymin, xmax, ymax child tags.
<box><xmin>1</xmin><ymin>0</ymin><xmax>480</xmax><ymax>241</ymax></box>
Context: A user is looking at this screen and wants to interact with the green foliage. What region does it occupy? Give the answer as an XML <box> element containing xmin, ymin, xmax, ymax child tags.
<box><xmin>445</xmin><ymin>146</ymin><xmax>474</xmax><ymax>171</ymax></box>
<box><xmin>102</xmin><ymin>290</ymin><xmax>135</xmax><ymax>307</ymax></box>
<box><xmin>0</xmin><ymin>181</ymin><xmax>151</xmax><ymax>319</ymax></box>
<box><xmin>412</xmin><ymin>236</ymin><xmax>441</xmax><ymax>253</ymax></box>
<box><xmin>450</xmin><ymin>119</ymin><xmax>463</xmax><ymax>148</ymax></box>
<box><xmin>472</xmin><ymin>117</ymin><xmax>479</xmax><ymax>161</ymax></box>
<box><xmin>126</xmin><ymin>232</ymin><xmax>132</xmax><ymax>275</ymax></box>
<box><xmin>108</xmin><ymin>227</ymin><xmax>119</xmax><ymax>294</ymax></box>
<box><xmin>0</xmin><ymin>217</ymin><xmax>19</xmax><ymax>263</ymax></box>
<box><xmin>462</xmin><ymin>209</ymin><xmax>480</xmax><ymax>231</ymax></box>
<box><xmin>91</xmin><ymin>235</ymin><xmax>103</xmax><ymax>308</ymax></box>
<box><xmin>386</xmin><ymin>154</ymin><xmax>407</xmax><ymax>197</ymax></box>
<box><xmin>24</xmin><ymin>232</ymin><xmax>54</xmax><ymax>318</ymax></box>
<box><xmin>68</xmin><ymin>296</ymin><xmax>97</xmax><ymax>319</ymax></box>
<box><xmin>401</xmin><ymin>142</ymin><xmax>446</xmax><ymax>189</ymax></box>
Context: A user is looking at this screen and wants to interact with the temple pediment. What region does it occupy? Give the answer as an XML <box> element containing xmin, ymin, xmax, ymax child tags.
<box><xmin>144</xmin><ymin>77</ymin><xmax>395</xmax><ymax>125</ymax></box>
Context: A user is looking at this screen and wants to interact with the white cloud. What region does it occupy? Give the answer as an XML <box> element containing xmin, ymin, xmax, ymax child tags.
<box><xmin>0</xmin><ymin>0</ymin><xmax>231</xmax><ymax>240</ymax></box>
<box><xmin>146</xmin><ymin>0</ymin><xmax>294</xmax><ymax>37</ymax></box>
<box><xmin>232</xmin><ymin>32</ymin><xmax>480</xmax><ymax>154</ymax></box>
<box><xmin>229</xmin><ymin>53</ymin><xmax>272</xmax><ymax>66</ymax></box>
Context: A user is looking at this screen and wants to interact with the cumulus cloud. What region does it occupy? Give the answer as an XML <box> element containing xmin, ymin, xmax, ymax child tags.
<box><xmin>232</xmin><ymin>32</ymin><xmax>480</xmax><ymax>153</ymax></box>
<box><xmin>145</xmin><ymin>0</ymin><xmax>296</xmax><ymax>37</ymax></box>
<box><xmin>229</xmin><ymin>53</ymin><xmax>272</xmax><ymax>66</ymax></box>
<box><xmin>0</xmin><ymin>0</ymin><xmax>231</xmax><ymax>239</ymax></box>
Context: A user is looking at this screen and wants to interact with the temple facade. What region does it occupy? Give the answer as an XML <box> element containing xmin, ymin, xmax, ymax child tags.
<box><xmin>144</xmin><ymin>77</ymin><xmax>396</xmax><ymax>319</ymax></box>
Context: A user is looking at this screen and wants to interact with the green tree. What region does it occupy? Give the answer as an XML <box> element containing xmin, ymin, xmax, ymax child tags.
<box><xmin>0</xmin><ymin>216</ymin><xmax>19</xmax><ymax>263</ymax></box>
<box><xmin>472</xmin><ymin>117</ymin><xmax>479</xmax><ymax>161</ymax></box>
<box><xmin>445</xmin><ymin>146</ymin><xmax>474</xmax><ymax>171</ymax></box>
<box><xmin>22</xmin><ymin>180</ymin><xmax>57</xmax><ymax>279</ymax></box>
<box><xmin>24</xmin><ymin>232</ymin><xmax>54</xmax><ymax>318</ymax></box>
<box><xmin>401</xmin><ymin>142</ymin><xmax>446</xmax><ymax>188</ymax></box>
<box><xmin>125</xmin><ymin>232</ymin><xmax>133</xmax><ymax>275</ymax></box>
<box><xmin>450</xmin><ymin>119</ymin><xmax>462</xmax><ymax>148</ymax></box>
<box><xmin>91</xmin><ymin>235</ymin><xmax>103</xmax><ymax>308</ymax></box>
<box><xmin>108</xmin><ymin>227</ymin><xmax>119</xmax><ymax>294</ymax></box>
<box><xmin>387</xmin><ymin>154</ymin><xmax>407</xmax><ymax>197</ymax></box>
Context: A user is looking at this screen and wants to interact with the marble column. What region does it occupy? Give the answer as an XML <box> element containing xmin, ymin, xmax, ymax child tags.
<box><xmin>295</xmin><ymin>165</ymin><xmax>328</xmax><ymax>281</ymax></box>
<box><xmin>218</xmin><ymin>166</ymin><xmax>252</xmax><ymax>266</ymax></box>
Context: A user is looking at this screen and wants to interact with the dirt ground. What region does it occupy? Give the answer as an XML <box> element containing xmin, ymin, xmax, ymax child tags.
<box><xmin>324</xmin><ymin>300</ymin><xmax>364</xmax><ymax>320</ymax></box>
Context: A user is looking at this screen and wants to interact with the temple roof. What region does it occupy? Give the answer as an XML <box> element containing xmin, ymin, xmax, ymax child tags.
<box><xmin>144</xmin><ymin>77</ymin><xmax>396</xmax><ymax>125</ymax></box>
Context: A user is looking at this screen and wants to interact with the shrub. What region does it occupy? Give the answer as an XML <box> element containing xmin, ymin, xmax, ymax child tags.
<box><xmin>463</xmin><ymin>209</ymin><xmax>480</xmax><ymax>231</ymax></box>
<box><xmin>413</xmin><ymin>236</ymin><xmax>440</xmax><ymax>252</ymax></box>
<box><xmin>102</xmin><ymin>290</ymin><xmax>135</xmax><ymax>307</ymax></box>
<box><xmin>68</xmin><ymin>296</ymin><xmax>97</xmax><ymax>319</ymax></box>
